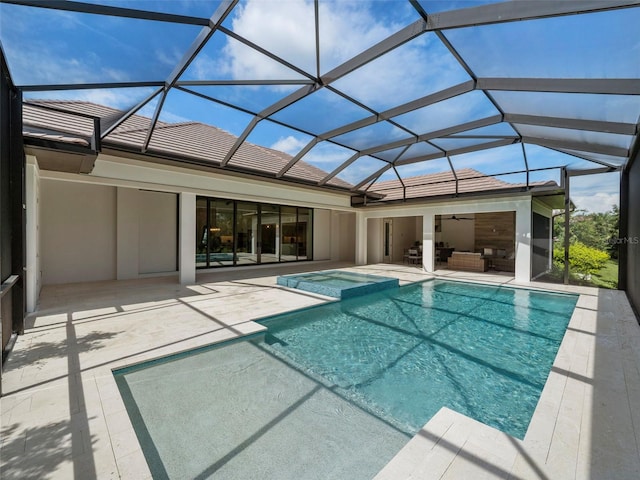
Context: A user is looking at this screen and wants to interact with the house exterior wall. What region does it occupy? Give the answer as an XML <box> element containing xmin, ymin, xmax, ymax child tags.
<box><xmin>40</xmin><ymin>179</ymin><xmax>117</xmax><ymax>285</ymax></box>
<box><xmin>138</xmin><ymin>190</ymin><xmax>178</xmax><ymax>275</ymax></box>
<box><xmin>28</xmin><ymin>152</ymin><xmax>354</xmax><ymax>293</ymax></box>
<box><xmin>339</xmin><ymin>213</ymin><xmax>356</xmax><ymax>262</ymax></box>
<box><xmin>440</xmin><ymin>216</ymin><xmax>475</xmax><ymax>252</ymax></box>
<box><xmin>91</xmin><ymin>154</ymin><xmax>352</xmax><ymax>211</ymax></box>
<box><xmin>313</xmin><ymin>209</ymin><xmax>331</xmax><ymax>261</ymax></box>
<box><xmin>367</xmin><ymin>218</ymin><xmax>383</xmax><ymax>263</ymax></box>
<box><xmin>115</xmin><ymin>188</ymin><xmax>180</xmax><ymax>279</ymax></box>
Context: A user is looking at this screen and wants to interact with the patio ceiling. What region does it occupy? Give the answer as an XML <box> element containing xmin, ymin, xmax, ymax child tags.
<box><xmin>1</xmin><ymin>0</ymin><xmax>639</xmax><ymax>200</ymax></box>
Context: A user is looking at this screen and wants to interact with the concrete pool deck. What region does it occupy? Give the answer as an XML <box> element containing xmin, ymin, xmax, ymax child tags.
<box><xmin>1</xmin><ymin>263</ymin><xmax>639</xmax><ymax>479</ymax></box>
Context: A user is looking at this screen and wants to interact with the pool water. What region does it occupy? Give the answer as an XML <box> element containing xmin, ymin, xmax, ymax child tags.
<box><xmin>260</xmin><ymin>280</ymin><xmax>578</xmax><ymax>439</ymax></box>
<box><xmin>114</xmin><ymin>279</ymin><xmax>577</xmax><ymax>479</ymax></box>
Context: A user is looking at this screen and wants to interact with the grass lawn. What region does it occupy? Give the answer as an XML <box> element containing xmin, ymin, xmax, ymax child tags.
<box><xmin>538</xmin><ymin>259</ymin><xmax>618</xmax><ymax>289</ymax></box>
<box><xmin>590</xmin><ymin>259</ymin><xmax>618</xmax><ymax>289</ymax></box>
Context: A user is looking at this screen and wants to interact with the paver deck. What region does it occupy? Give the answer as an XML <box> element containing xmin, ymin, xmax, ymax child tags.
<box><xmin>1</xmin><ymin>262</ymin><xmax>639</xmax><ymax>479</ymax></box>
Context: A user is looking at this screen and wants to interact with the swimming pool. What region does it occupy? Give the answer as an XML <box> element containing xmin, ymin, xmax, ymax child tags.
<box><xmin>114</xmin><ymin>279</ymin><xmax>577</xmax><ymax>479</ymax></box>
<box><xmin>260</xmin><ymin>280</ymin><xmax>577</xmax><ymax>438</ymax></box>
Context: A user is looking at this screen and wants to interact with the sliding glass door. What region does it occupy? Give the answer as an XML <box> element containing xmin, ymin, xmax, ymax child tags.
<box><xmin>297</xmin><ymin>208</ymin><xmax>312</xmax><ymax>261</ymax></box>
<box><xmin>281</xmin><ymin>206</ymin><xmax>313</xmax><ymax>262</ymax></box>
<box><xmin>195</xmin><ymin>197</ymin><xmax>312</xmax><ymax>268</ymax></box>
<box><xmin>208</xmin><ymin>199</ymin><xmax>234</xmax><ymax>267</ymax></box>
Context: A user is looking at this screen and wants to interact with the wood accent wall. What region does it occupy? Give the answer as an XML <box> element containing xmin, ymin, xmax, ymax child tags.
<box><xmin>474</xmin><ymin>212</ymin><xmax>515</xmax><ymax>255</ymax></box>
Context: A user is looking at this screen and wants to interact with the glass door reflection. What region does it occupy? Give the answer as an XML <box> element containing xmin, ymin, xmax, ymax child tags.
<box><xmin>259</xmin><ymin>204</ymin><xmax>280</xmax><ymax>264</ymax></box>
<box><xmin>235</xmin><ymin>202</ymin><xmax>258</xmax><ymax>265</ymax></box>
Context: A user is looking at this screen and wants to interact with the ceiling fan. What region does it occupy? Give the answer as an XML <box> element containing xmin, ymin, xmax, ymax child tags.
<box><xmin>443</xmin><ymin>215</ymin><xmax>474</xmax><ymax>221</ymax></box>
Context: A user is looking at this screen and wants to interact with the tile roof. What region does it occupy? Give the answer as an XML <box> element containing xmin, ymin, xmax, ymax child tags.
<box><xmin>368</xmin><ymin>168</ymin><xmax>557</xmax><ymax>201</ymax></box>
<box><xmin>22</xmin><ymin>101</ymin><xmax>353</xmax><ymax>189</ymax></box>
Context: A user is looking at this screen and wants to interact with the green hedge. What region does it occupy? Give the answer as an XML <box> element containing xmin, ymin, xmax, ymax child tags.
<box><xmin>553</xmin><ymin>242</ymin><xmax>609</xmax><ymax>277</ymax></box>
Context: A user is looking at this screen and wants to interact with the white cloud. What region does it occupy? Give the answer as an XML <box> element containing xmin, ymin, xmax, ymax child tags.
<box><xmin>222</xmin><ymin>0</ymin><xmax>316</xmax><ymax>78</ymax></box>
<box><xmin>7</xmin><ymin>42</ymin><xmax>127</xmax><ymax>86</ymax></box>
<box><xmin>299</xmin><ymin>142</ymin><xmax>354</xmax><ymax>170</ymax></box>
<box><xmin>270</xmin><ymin>135</ymin><xmax>308</xmax><ymax>155</ymax></box>
<box><xmin>157</xmin><ymin>109</ymin><xmax>191</xmax><ymax>124</ymax></box>
<box><xmin>571</xmin><ymin>193</ymin><xmax>619</xmax><ymax>213</ymax></box>
<box><xmin>337</xmin><ymin>156</ymin><xmax>388</xmax><ymax>184</ymax></box>
<box><xmin>24</xmin><ymin>87</ymin><xmax>157</xmax><ymax>111</ymax></box>
<box><xmin>569</xmin><ymin>172</ymin><xmax>620</xmax><ymax>213</ymax></box>
<box><xmin>155</xmin><ymin>46</ymin><xmax>186</xmax><ymax>69</ymax></box>
<box><xmin>316</xmin><ymin>1</ymin><xmax>403</xmax><ymax>72</ymax></box>
<box><xmin>189</xmin><ymin>53</ymin><xmax>224</xmax><ymax>80</ymax></box>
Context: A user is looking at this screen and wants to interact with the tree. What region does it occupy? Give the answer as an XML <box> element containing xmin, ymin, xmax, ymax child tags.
<box><xmin>552</xmin><ymin>205</ymin><xmax>619</xmax><ymax>259</ymax></box>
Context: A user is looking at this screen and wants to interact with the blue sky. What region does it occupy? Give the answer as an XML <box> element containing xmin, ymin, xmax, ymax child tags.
<box><xmin>1</xmin><ymin>0</ymin><xmax>636</xmax><ymax>212</ymax></box>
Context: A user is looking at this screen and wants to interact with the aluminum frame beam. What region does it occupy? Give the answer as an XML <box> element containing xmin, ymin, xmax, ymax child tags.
<box><xmin>523</xmin><ymin>136</ymin><xmax>629</xmax><ymax>158</ymax></box>
<box><xmin>142</xmin><ymin>88</ymin><xmax>168</xmax><ymax>152</ymax></box>
<box><xmin>352</xmin><ymin>164</ymin><xmax>393</xmax><ymax>191</ymax></box>
<box><xmin>19</xmin><ymin>81</ymin><xmax>165</xmax><ymax>91</ymax></box>
<box><xmin>218</xmin><ymin>26</ymin><xmax>317</xmax><ymax>82</ymax></box>
<box><xmin>166</xmin><ymin>1</ymin><xmax>238</xmax><ymax>87</ymax></box>
<box><xmin>422</xmin><ymin>0</ymin><xmax>640</xmax><ymax>31</ymax></box>
<box><xmin>100</xmin><ymin>87</ymin><xmax>164</xmax><ymax>139</ymax></box>
<box><xmin>504</xmin><ymin>113</ymin><xmax>637</xmax><ymax>135</ymax></box>
<box><xmin>320</xmin><ymin>19</ymin><xmax>428</xmax><ymax>83</ymax></box>
<box><xmin>395</xmin><ymin>138</ymin><xmax>518</xmax><ymax>166</ymax></box>
<box><xmin>477</xmin><ymin>78</ymin><xmax>640</xmax><ymax>95</ymax></box>
<box><xmin>359</xmin><ymin>114</ymin><xmax>503</xmax><ymax>158</ymax></box>
<box><xmin>551</xmin><ymin>148</ymin><xmax>620</xmax><ymax>169</ymax></box>
<box><xmin>221</xmin><ymin>83</ymin><xmax>321</xmax><ymax>166</ymax></box>
<box><xmin>318</xmin><ymin>152</ymin><xmax>360</xmax><ymax>186</ymax></box>
<box><xmin>177</xmin><ymin>80</ymin><xmax>314</xmax><ymax>86</ymax></box>
<box><xmin>567</xmin><ymin>167</ymin><xmax>619</xmax><ymax>176</ymax></box>
<box><xmin>1</xmin><ymin>0</ymin><xmax>211</xmax><ymax>25</ymax></box>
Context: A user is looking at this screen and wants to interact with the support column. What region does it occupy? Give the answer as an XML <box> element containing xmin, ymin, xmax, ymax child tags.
<box><xmin>515</xmin><ymin>202</ymin><xmax>532</xmax><ymax>282</ymax></box>
<box><xmin>355</xmin><ymin>211</ymin><xmax>367</xmax><ymax>265</ymax></box>
<box><xmin>563</xmin><ymin>169</ymin><xmax>571</xmax><ymax>284</ymax></box>
<box><xmin>179</xmin><ymin>192</ymin><xmax>196</xmax><ymax>284</ymax></box>
<box><xmin>25</xmin><ymin>157</ymin><xmax>39</xmax><ymax>313</ymax></box>
<box><xmin>422</xmin><ymin>213</ymin><xmax>434</xmax><ymax>272</ymax></box>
